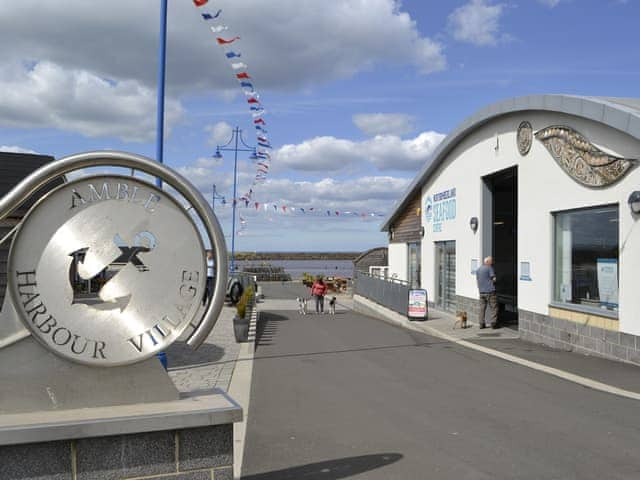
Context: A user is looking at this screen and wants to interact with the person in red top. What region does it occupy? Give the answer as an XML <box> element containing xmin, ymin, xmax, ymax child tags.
<box><xmin>310</xmin><ymin>276</ymin><xmax>328</xmax><ymax>314</ymax></box>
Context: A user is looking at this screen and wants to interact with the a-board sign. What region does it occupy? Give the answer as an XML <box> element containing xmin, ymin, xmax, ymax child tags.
<box><xmin>407</xmin><ymin>289</ymin><xmax>428</xmax><ymax>320</ymax></box>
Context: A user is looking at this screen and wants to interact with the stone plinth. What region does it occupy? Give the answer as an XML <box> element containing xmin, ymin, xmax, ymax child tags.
<box><xmin>0</xmin><ymin>391</ymin><xmax>241</xmax><ymax>480</ymax></box>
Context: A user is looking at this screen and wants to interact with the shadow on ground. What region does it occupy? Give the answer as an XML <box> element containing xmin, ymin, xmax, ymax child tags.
<box><xmin>241</xmin><ymin>453</ymin><xmax>402</xmax><ymax>480</ymax></box>
<box><xmin>255</xmin><ymin>311</ymin><xmax>289</xmax><ymax>349</ymax></box>
<box><xmin>165</xmin><ymin>341</ymin><xmax>225</xmax><ymax>369</ymax></box>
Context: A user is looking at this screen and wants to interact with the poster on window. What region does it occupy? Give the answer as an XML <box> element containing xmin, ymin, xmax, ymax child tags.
<box><xmin>408</xmin><ymin>289</ymin><xmax>428</xmax><ymax>320</ymax></box>
<box><xmin>596</xmin><ymin>258</ymin><xmax>618</xmax><ymax>308</ymax></box>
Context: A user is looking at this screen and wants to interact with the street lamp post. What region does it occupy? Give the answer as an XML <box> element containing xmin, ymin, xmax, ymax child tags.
<box><xmin>213</xmin><ymin>127</ymin><xmax>258</xmax><ymax>273</ymax></box>
<box><xmin>155</xmin><ymin>0</ymin><xmax>168</xmax><ymax>189</ymax></box>
<box><xmin>212</xmin><ymin>184</ymin><xmax>226</xmax><ymax>212</ymax></box>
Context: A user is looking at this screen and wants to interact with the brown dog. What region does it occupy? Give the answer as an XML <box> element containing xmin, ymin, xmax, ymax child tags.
<box><xmin>453</xmin><ymin>311</ymin><xmax>468</xmax><ymax>329</ymax></box>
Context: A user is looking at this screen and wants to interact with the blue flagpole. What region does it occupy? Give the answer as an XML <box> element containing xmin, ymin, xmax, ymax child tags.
<box><xmin>156</xmin><ymin>0</ymin><xmax>168</xmax><ymax>188</ymax></box>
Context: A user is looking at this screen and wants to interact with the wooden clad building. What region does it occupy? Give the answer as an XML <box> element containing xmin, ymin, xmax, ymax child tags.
<box><xmin>385</xmin><ymin>194</ymin><xmax>422</xmax><ymax>286</ymax></box>
<box><xmin>353</xmin><ymin>247</ymin><xmax>388</xmax><ymax>275</ymax></box>
<box><xmin>388</xmin><ymin>195</ymin><xmax>422</xmax><ymax>244</ymax></box>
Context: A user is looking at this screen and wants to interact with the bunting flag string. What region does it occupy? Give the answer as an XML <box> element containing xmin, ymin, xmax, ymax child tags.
<box><xmin>193</xmin><ymin>0</ymin><xmax>275</xmax><ymax>210</ymax></box>
<box><xmin>192</xmin><ymin>1</ymin><xmax>382</xmax><ymax>235</ymax></box>
<box><xmin>212</xmin><ymin>197</ymin><xmax>386</xmax><ymax>220</ymax></box>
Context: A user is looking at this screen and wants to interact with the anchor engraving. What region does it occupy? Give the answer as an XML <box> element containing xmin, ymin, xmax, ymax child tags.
<box><xmin>68</xmin><ymin>231</ymin><xmax>157</xmax><ymax>312</ymax></box>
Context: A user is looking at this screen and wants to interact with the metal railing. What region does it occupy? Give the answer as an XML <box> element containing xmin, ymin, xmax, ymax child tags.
<box><xmin>354</xmin><ymin>271</ymin><xmax>410</xmax><ymax>315</ymax></box>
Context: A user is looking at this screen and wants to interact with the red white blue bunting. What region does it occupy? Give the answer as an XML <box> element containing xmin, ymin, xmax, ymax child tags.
<box><xmin>192</xmin><ymin>0</ymin><xmax>272</xmax><ymax>202</ymax></box>
<box><xmin>192</xmin><ymin>1</ymin><xmax>386</xmax><ymax>233</ymax></box>
<box><xmin>221</xmin><ymin>199</ymin><xmax>385</xmax><ymax>218</ymax></box>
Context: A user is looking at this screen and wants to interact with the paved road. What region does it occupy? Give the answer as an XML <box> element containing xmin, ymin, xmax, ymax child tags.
<box><xmin>242</xmin><ymin>283</ymin><xmax>640</xmax><ymax>480</ymax></box>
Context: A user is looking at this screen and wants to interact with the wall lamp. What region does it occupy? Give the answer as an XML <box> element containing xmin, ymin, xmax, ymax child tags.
<box><xmin>470</xmin><ymin>216</ymin><xmax>479</xmax><ymax>233</ymax></box>
<box><xmin>420</xmin><ymin>226</ymin><xmax>425</xmax><ymax>238</ymax></box>
<box><xmin>629</xmin><ymin>191</ymin><xmax>640</xmax><ymax>215</ymax></box>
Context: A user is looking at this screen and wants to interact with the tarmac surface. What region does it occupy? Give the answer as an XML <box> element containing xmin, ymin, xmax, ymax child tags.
<box><xmin>241</xmin><ymin>282</ymin><xmax>640</xmax><ymax>479</ymax></box>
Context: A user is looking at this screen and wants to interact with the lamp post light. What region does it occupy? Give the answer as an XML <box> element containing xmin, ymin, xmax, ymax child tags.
<box><xmin>628</xmin><ymin>191</ymin><xmax>640</xmax><ymax>215</ymax></box>
<box><xmin>213</xmin><ymin>127</ymin><xmax>258</xmax><ymax>273</ymax></box>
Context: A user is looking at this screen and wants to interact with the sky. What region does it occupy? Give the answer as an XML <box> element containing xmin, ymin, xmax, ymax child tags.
<box><xmin>1</xmin><ymin>0</ymin><xmax>639</xmax><ymax>252</ymax></box>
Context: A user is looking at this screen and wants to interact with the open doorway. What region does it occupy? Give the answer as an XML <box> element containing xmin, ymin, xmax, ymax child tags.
<box><xmin>483</xmin><ymin>167</ymin><xmax>518</xmax><ymax>325</ymax></box>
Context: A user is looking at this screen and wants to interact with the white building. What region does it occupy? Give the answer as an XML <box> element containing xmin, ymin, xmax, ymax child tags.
<box><xmin>382</xmin><ymin>95</ymin><xmax>640</xmax><ymax>364</ymax></box>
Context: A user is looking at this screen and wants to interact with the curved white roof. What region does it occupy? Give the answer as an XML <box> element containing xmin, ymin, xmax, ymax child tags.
<box><xmin>381</xmin><ymin>94</ymin><xmax>640</xmax><ymax>232</ymax></box>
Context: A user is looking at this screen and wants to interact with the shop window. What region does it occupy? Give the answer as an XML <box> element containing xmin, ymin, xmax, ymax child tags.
<box><xmin>554</xmin><ymin>205</ymin><xmax>619</xmax><ymax>314</ymax></box>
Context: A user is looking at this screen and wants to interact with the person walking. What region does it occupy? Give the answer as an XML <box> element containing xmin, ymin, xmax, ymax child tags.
<box><xmin>203</xmin><ymin>250</ymin><xmax>214</xmax><ymax>306</ymax></box>
<box><xmin>310</xmin><ymin>276</ymin><xmax>328</xmax><ymax>314</ymax></box>
<box><xmin>476</xmin><ymin>256</ymin><xmax>498</xmax><ymax>329</ymax></box>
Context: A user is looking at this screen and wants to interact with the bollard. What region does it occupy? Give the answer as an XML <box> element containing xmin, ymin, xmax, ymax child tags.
<box><xmin>156</xmin><ymin>351</ymin><xmax>168</xmax><ymax>370</ymax></box>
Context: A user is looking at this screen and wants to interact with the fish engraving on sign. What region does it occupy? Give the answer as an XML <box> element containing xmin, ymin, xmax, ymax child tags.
<box><xmin>535</xmin><ymin>125</ymin><xmax>637</xmax><ymax>187</ymax></box>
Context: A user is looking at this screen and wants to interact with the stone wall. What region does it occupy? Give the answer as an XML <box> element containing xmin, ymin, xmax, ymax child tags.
<box><xmin>0</xmin><ymin>425</ymin><xmax>233</xmax><ymax>480</ymax></box>
<box><xmin>519</xmin><ymin>309</ymin><xmax>640</xmax><ymax>366</ymax></box>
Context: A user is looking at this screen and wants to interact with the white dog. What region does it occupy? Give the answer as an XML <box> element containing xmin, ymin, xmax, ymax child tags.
<box><xmin>328</xmin><ymin>296</ymin><xmax>337</xmax><ymax>315</ymax></box>
<box><xmin>296</xmin><ymin>297</ymin><xmax>308</xmax><ymax>315</ymax></box>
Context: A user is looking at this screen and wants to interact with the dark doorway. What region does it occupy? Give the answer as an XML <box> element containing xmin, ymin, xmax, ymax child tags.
<box><xmin>483</xmin><ymin>167</ymin><xmax>518</xmax><ymax>325</ymax></box>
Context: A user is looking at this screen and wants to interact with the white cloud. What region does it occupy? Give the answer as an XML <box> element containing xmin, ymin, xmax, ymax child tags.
<box><xmin>205</xmin><ymin>122</ymin><xmax>233</xmax><ymax>146</ymax></box>
<box><xmin>537</xmin><ymin>0</ymin><xmax>561</xmax><ymax>6</ymax></box>
<box><xmin>179</xmin><ymin>170</ymin><xmax>409</xmax><ymax>212</ymax></box>
<box><xmin>276</xmin><ymin>137</ymin><xmax>362</xmax><ymax>172</ymax></box>
<box><xmin>275</xmin><ymin>130</ymin><xmax>446</xmax><ymax>172</ymax></box>
<box><xmin>0</xmin><ymin>1</ymin><xmax>447</xmax><ymax>141</ymax></box>
<box><xmin>0</xmin><ymin>0</ymin><xmax>446</xmax><ymax>96</ymax></box>
<box><xmin>353</xmin><ymin>113</ymin><xmax>416</xmax><ymax>137</ymax></box>
<box><xmin>0</xmin><ymin>145</ymin><xmax>38</xmax><ymax>154</ymax></box>
<box><xmin>448</xmin><ymin>0</ymin><xmax>506</xmax><ymax>46</ymax></box>
<box><xmin>258</xmin><ymin>176</ymin><xmax>410</xmax><ymax>206</ymax></box>
<box><xmin>413</xmin><ymin>37</ymin><xmax>448</xmax><ymax>74</ymax></box>
<box><xmin>196</xmin><ymin>156</ymin><xmax>223</xmax><ymax>169</ymax></box>
<box><xmin>0</xmin><ymin>61</ymin><xmax>183</xmax><ymax>141</ymax></box>
<box><xmin>175</xmin><ymin>164</ymin><xmax>406</xmax><ymax>251</ymax></box>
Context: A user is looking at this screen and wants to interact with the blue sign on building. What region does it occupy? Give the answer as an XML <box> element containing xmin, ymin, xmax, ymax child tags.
<box><xmin>426</xmin><ymin>188</ymin><xmax>456</xmax><ymax>232</ymax></box>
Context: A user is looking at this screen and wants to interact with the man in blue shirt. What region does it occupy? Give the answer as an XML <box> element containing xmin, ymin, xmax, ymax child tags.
<box><xmin>476</xmin><ymin>256</ymin><xmax>498</xmax><ymax>329</ymax></box>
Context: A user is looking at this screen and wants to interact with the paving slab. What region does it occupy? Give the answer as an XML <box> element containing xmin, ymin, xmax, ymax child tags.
<box><xmin>167</xmin><ymin>305</ymin><xmax>240</xmax><ymax>393</ymax></box>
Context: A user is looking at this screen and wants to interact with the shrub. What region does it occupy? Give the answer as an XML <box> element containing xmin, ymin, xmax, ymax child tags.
<box><xmin>236</xmin><ymin>285</ymin><xmax>254</xmax><ymax>320</ymax></box>
<box><xmin>302</xmin><ymin>272</ymin><xmax>314</xmax><ymax>286</ymax></box>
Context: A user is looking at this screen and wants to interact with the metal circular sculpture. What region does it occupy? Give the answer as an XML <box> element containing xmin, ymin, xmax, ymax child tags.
<box><xmin>517</xmin><ymin>121</ymin><xmax>533</xmax><ymax>156</ymax></box>
<box><xmin>0</xmin><ymin>151</ymin><xmax>228</xmax><ymax>366</ymax></box>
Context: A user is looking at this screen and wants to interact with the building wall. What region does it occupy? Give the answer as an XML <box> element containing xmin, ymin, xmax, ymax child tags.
<box><xmin>388</xmin><ymin>243</ymin><xmax>408</xmax><ymax>282</ymax></box>
<box><xmin>417</xmin><ymin>110</ymin><xmax>640</xmax><ymax>336</ymax></box>
<box><xmin>353</xmin><ymin>247</ymin><xmax>388</xmax><ymax>273</ymax></box>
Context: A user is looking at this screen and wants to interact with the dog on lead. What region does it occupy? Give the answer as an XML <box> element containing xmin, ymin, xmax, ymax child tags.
<box><xmin>296</xmin><ymin>297</ymin><xmax>308</xmax><ymax>315</ymax></box>
<box><xmin>328</xmin><ymin>296</ymin><xmax>337</xmax><ymax>315</ymax></box>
